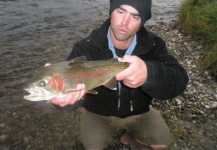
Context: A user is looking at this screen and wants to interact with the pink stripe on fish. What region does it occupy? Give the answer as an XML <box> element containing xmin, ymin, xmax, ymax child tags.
<box><xmin>73</xmin><ymin>70</ymin><xmax>110</xmax><ymax>80</ymax></box>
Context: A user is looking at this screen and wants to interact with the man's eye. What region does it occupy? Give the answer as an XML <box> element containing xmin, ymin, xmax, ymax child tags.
<box><xmin>117</xmin><ymin>9</ymin><xmax>124</xmax><ymax>14</ymax></box>
<box><xmin>133</xmin><ymin>15</ymin><xmax>140</xmax><ymax>20</ymax></box>
<box><xmin>38</xmin><ymin>80</ymin><xmax>46</xmax><ymax>87</ymax></box>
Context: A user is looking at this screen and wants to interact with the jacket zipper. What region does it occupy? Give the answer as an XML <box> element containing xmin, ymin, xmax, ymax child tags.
<box><xmin>117</xmin><ymin>83</ymin><xmax>134</xmax><ymax>115</ymax></box>
<box><xmin>117</xmin><ymin>81</ymin><xmax>121</xmax><ymax>115</ymax></box>
<box><xmin>130</xmin><ymin>100</ymin><xmax>133</xmax><ymax>111</ymax></box>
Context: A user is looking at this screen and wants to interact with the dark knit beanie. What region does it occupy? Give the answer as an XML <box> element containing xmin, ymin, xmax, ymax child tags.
<box><xmin>109</xmin><ymin>0</ymin><xmax>152</xmax><ymax>25</ymax></box>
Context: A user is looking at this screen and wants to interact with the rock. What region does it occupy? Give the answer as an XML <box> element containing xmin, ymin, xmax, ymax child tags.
<box><xmin>195</xmin><ymin>45</ymin><xmax>203</xmax><ymax>51</ymax></box>
<box><xmin>210</xmin><ymin>102</ymin><xmax>217</xmax><ymax>109</ymax></box>
<box><xmin>0</xmin><ymin>123</ymin><xmax>5</xmax><ymax>128</ymax></box>
<box><xmin>0</xmin><ymin>134</ymin><xmax>9</xmax><ymax>143</ymax></box>
<box><xmin>175</xmin><ymin>99</ymin><xmax>182</xmax><ymax>106</ymax></box>
<box><xmin>204</xmin><ymin>105</ymin><xmax>210</xmax><ymax>109</ymax></box>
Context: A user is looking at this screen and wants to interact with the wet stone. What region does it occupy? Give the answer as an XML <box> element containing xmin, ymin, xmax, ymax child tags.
<box><xmin>0</xmin><ymin>134</ymin><xmax>9</xmax><ymax>143</ymax></box>
<box><xmin>195</xmin><ymin>45</ymin><xmax>203</xmax><ymax>51</ymax></box>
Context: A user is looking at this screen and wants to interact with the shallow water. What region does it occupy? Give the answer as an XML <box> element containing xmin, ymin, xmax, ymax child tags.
<box><xmin>0</xmin><ymin>0</ymin><xmax>184</xmax><ymax>149</ymax></box>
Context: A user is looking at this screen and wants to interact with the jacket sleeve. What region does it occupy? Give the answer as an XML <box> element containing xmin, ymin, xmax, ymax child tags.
<box><xmin>140</xmin><ymin>36</ymin><xmax>189</xmax><ymax>100</ymax></box>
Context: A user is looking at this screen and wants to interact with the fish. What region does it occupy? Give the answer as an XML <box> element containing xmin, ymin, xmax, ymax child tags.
<box><xmin>23</xmin><ymin>56</ymin><xmax>129</xmax><ymax>101</ymax></box>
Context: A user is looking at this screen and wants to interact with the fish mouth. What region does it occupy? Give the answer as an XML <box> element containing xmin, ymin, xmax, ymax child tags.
<box><xmin>23</xmin><ymin>88</ymin><xmax>47</xmax><ymax>101</ymax></box>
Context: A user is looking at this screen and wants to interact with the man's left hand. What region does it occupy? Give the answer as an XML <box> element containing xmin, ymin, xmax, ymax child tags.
<box><xmin>115</xmin><ymin>55</ymin><xmax>147</xmax><ymax>88</ymax></box>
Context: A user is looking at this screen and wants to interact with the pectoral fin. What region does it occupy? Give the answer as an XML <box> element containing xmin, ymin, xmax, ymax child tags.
<box><xmin>87</xmin><ymin>90</ymin><xmax>98</xmax><ymax>94</ymax></box>
<box><xmin>65</xmin><ymin>88</ymin><xmax>83</xmax><ymax>93</ymax></box>
<box><xmin>86</xmin><ymin>77</ymin><xmax>117</xmax><ymax>95</ymax></box>
<box><xmin>103</xmin><ymin>77</ymin><xmax>117</xmax><ymax>90</ymax></box>
<box><xmin>66</xmin><ymin>88</ymin><xmax>98</xmax><ymax>95</ymax></box>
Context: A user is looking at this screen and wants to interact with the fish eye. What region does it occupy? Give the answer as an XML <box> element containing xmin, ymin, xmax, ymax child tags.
<box><xmin>38</xmin><ymin>80</ymin><xmax>46</xmax><ymax>87</ymax></box>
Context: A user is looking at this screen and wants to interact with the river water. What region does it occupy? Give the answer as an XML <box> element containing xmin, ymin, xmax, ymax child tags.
<box><xmin>0</xmin><ymin>0</ymin><xmax>184</xmax><ymax>149</ymax></box>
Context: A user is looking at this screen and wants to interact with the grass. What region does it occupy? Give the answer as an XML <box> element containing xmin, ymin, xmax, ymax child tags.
<box><xmin>178</xmin><ymin>0</ymin><xmax>217</xmax><ymax>77</ymax></box>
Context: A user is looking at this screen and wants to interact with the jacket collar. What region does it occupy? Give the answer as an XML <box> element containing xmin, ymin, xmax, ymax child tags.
<box><xmin>133</xmin><ymin>26</ymin><xmax>155</xmax><ymax>55</ymax></box>
<box><xmin>87</xmin><ymin>18</ymin><xmax>155</xmax><ymax>55</ymax></box>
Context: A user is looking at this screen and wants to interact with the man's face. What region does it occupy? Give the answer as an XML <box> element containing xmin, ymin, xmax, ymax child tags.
<box><xmin>110</xmin><ymin>4</ymin><xmax>141</xmax><ymax>42</ymax></box>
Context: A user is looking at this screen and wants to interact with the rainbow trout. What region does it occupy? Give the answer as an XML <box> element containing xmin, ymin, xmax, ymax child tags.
<box><xmin>23</xmin><ymin>56</ymin><xmax>129</xmax><ymax>101</ymax></box>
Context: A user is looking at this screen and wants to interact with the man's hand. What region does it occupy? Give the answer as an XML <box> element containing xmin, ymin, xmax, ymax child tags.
<box><xmin>50</xmin><ymin>84</ymin><xmax>85</xmax><ymax>107</ymax></box>
<box><xmin>44</xmin><ymin>63</ymin><xmax>86</xmax><ymax>107</ymax></box>
<box><xmin>115</xmin><ymin>55</ymin><xmax>147</xmax><ymax>88</ymax></box>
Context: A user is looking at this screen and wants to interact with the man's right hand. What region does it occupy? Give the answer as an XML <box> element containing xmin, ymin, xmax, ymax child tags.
<box><xmin>50</xmin><ymin>84</ymin><xmax>86</xmax><ymax>107</ymax></box>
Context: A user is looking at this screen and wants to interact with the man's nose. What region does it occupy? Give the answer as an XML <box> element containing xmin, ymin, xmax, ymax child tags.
<box><xmin>121</xmin><ymin>14</ymin><xmax>130</xmax><ymax>26</ymax></box>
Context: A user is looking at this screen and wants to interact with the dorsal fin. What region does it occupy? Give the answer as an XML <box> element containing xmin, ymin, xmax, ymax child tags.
<box><xmin>110</xmin><ymin>58</ymin><xmax>119</xmax><ymax>62</ymax></box>
<box><xmin>68</xmin><ymin>56</ymin><xmax>87</xmax><ymax>66</ymax></box>
<box><xmin>73</xmin><ymin>56</ymin><xmax>87</xmax><ymax>62</ymax></box>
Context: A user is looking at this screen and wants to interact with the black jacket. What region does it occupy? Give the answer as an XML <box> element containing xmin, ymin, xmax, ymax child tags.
<box><xmin>67</xmin><ymin>18</ymin><xmax>188</xmax><ymax>118</ymax></box>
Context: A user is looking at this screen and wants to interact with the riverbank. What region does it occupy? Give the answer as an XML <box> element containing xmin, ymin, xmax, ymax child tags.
<box><xmin>148</xmin><ymin>22</ymin><xmax>217</xmax><ymax>150</ymax></box>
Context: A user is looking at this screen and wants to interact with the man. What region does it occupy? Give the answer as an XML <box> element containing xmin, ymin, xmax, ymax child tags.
<box><xmin>50</xmin><ymin>0</ymin><xmax>188</xmax><ymax>149</ymax></box>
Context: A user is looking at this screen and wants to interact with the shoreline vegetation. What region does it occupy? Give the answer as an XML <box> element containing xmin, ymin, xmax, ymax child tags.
<box><xmin>178</xmin><ymin>0</ymin><xmax>217</xmax><ymax>78</ymax></box>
